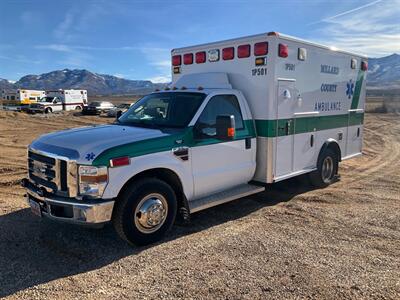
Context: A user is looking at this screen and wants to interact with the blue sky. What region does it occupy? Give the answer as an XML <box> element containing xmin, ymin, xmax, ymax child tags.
<box><xmin>0</xmin><ymin>0</ymin><xmax>399</xmax><ymax>82</ymax></box>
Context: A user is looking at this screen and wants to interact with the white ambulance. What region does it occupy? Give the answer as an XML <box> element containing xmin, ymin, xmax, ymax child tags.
<box><xmin>23</xmin><ymin>32</ymin><xmax>367</xmax><ymax>245</ymax></box>
<box><xmin>28</xmin><ymin>89</ymin><xmax>88</xmax><ymax>113</ymax></box>
<box><xmin>3</xmin><ymin>89</ymin><xmax>46</xmax><ymax>104</ymax></box>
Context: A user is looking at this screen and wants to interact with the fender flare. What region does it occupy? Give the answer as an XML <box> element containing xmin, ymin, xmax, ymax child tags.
<box><xmin>317</xmin><ymin>138</ymin><xmax>342</xmax><ymax>164</ymax></box>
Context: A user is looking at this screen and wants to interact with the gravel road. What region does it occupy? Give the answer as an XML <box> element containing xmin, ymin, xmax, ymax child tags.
<box><xmin>0</xmin><ymin>111</ymin><xmax>399</xmax><ymax>299</ymax></box>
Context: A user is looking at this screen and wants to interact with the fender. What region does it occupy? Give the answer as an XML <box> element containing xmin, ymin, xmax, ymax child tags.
<box><xmin>318</xmin><ymin>138</ymin><xmax>342</xmax><ymax>163</ymax></box>
<box><xmin>102</xmin><ymin>150</ymin><xmax>194</xmax><ymax>200</ymax></box>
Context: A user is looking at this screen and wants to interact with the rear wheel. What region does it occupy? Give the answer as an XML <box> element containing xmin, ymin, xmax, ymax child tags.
<box><xmin>113</xmin><ymin>178</ymin><xmax>177</xmax><ymax>246</ymax></box>
<box><xmin>309</xmin><ymin>148</ymin><xmax>338</xmax><ymax>188</ymax></box>
<box><xmin>75</xmin><ymin>105</ymin><xmax>82</xmax><ymax>110</ymax></box>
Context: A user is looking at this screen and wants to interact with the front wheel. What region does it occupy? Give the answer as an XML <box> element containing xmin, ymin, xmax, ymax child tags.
<box><xmin>44</xmin><ymin>107</ymin><xmax>52</xmax><ymax>114</ymax></box>
<box><xmin>112</xmin><ymin>178</ymin><xmax>177</xmax><ymax>246</ymax></box>
<box><xmin>309</xmin><ymin>148</ymin><xmax>338</xmax><ymax>188</ymax></box>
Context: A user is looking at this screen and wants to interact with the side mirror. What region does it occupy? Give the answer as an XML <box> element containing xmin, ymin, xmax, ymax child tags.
<box><xmin>216</xmin><ymin>115</ymin><xmax>235</xmax><ymax>140</ymax></box>
<box><xmin>53</xmin><ymin>100</ymin><xmax>57</xmax><ymax>104</ymax></box>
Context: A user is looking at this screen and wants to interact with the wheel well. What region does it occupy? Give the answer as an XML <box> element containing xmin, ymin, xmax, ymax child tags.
<box><xmin>118</xmin><ymin>168</ymin><xmax>187</xmax><ymax>209</ymax></box>
<box><xmin>320</xmin><ymin>140</ymin><xmax>342</xmax><ymax>162</ymax></box>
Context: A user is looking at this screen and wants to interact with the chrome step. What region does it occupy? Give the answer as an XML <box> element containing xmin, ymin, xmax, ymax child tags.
<box><xmin>189</xmin><ymin>184</ymin><xmax>265</xmax><ymax>213</ymax></box>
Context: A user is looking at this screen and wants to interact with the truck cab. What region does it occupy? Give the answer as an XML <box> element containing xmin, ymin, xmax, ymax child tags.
<box><xmin>23</xmin><ymin>79</ymin><xmax>263</xmax><ymax>245</ymax></box>
<box><xmin>28</xmin><ymin>96</ymin><xmax>63</xmax><ymax>113</ymax></box>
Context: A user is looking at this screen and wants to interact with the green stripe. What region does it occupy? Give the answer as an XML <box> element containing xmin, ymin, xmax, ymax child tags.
<box><xmin>255</xmin><ymin>113</ymin><xmax>364</xmax><ymax>137</ymax></box>
<box><xmin>351</xmin><ymin>70</ymin><xmax>364</xmax><ymax>109</ymax></box>
<box><xmin>93</xmin><ymin>113</ymin><xmax>363</xmax><ymax>166</ymax></box>
<box><xmin>93</xmin><ymin>119</ymin><xmax>257</xmax><ymax>166</ymax></box>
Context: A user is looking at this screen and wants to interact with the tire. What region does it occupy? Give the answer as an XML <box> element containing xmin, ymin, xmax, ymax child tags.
<box><xmin>309</xmin><ymin>148</ymin><xmax>338</xmax><ymax>188</ymax></box>
<box><xmin>75</xmin><ymin>106</ymin><xmax>82</xmax><ymax>110</ymax></box>
<box><xmin>44</xmin><ymin>107</ymin><xmax>52</xmax><ymax>114</ymax></box>
<box><xmin>112</xmin><ymin>178</ymin><xmax>177</xmax><ymax>246</ymax></box>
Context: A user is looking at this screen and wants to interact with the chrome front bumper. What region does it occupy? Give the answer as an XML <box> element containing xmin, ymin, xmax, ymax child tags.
<box><xmin>25</xmin><ymin>183</ymin><xmax>115</xmax><ymax>225</ymax></box>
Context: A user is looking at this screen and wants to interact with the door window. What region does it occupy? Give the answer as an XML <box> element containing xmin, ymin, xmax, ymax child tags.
<box><xmin>195</xmin><ymin>94</ymin><xmax>244</xmax><ymax>138</ymax></box>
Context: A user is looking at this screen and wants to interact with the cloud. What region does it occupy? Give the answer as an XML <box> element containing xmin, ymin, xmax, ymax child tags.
<box><xmin>141</xmin><ymin>48</ymin><xmax>171</xmax><ymax>83</ymax></box>
<box><xmin>0</xmin><ymin>54</ymin><xmax>41</xmax><ymax>64</ymax></box>
<box><xmin>35</xmin><ymin>44</ymin><xmax>73</xmax><ymax>52</ymax></box>
<box><xmin>53</xmin><ymin>10</ymin><xmax>75</xmax><ymax>40</ymax></box>
<box><xmin>308</xmin><ymin>0</ymin><xmax>384</xmax><ymax>25</ymax></box>
<box><xmin>309</xmin><ymin>0</ymin><xmax>400</xmax><ymax>57</ymax></box>
<box><xmin>147</xmin><ymin>76</ymin><xmax>171</xmax><ymax>84</ymax></box>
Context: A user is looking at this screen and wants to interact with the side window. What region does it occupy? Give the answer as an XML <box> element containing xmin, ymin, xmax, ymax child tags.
<box><xmin>195</xmin><ymin>94</ymin><xmax>244</xmax><ymax>138</ymax></box>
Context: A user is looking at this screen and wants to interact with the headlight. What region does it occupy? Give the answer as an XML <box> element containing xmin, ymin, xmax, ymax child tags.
<box><xmin>78</xmin><ymin>165</ymin><xmax>108</xmax><ymax>198</ymax></box>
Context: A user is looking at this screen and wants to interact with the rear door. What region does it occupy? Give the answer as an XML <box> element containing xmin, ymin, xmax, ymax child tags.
<box><xmin>275</xmin><ymin>79</ymin><xmax>296</xmax><ymax>178</ymax></box>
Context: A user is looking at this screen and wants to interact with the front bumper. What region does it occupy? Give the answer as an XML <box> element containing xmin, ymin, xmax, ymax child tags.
<box><xmin>23</xmin><ymin>179</ymin><xmax>115</xmax><ymax>225</ymax></box>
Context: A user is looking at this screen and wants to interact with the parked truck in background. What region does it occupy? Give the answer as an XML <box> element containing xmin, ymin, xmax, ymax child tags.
<box><xmin>22</xmin><ymin>32</ymin><xmax>367</xmax><ymax>245</ymax></box>
<box><xmin>28</xmin><ymin>89</ymin><xmax>88</xmax><ymax>113</ymax></box>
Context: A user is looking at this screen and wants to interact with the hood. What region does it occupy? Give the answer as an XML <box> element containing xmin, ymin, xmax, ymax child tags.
<box><xmin>30</xmin><ymin>124</ymin><xmax>169</xmax><ymax>164</ymax></box>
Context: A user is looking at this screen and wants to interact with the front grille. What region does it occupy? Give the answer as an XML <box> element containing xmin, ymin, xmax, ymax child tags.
<box><xmin>28</xmin><ymin>150</ymin><xmax>72</xmax><ymax>196</ymax></box>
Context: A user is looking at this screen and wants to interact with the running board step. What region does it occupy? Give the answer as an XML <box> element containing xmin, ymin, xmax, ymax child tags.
<box><xmin>189</xmin><ymin>184</ymin><xmax>265</xmax><ymax>213</ymax></box>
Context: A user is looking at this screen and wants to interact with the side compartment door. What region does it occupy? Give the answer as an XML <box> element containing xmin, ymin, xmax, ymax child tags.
<box><xmin>346</xmin><ymin>109</ymin><xmax>364</xmax><ymax>156</ymax></box>
<box><xmin>190</xmin><ymin>94</ymin><xmax>256</xmax><ymax>199</ymax></box>
<box><xmin>275</xmin><ymin>79</ymin><xmax>296</xmax><ymax>178</ymax></box>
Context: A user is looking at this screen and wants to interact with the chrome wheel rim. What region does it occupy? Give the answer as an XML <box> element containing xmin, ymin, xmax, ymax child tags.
<box><xmin>321</xmin><ymin>156</ymin><xmax>334</xmax><ymax>183</ymax></box>
<box><xmin>134</xmin><ymin>193</ymin><xmax>168</xmax><ymax>234</ymax></box>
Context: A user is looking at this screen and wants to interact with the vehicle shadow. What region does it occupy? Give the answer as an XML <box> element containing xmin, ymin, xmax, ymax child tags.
<box><xmin>0</xmin><ymin>175</ymin><xmax>315</xmax><ymax>297</ymax></box>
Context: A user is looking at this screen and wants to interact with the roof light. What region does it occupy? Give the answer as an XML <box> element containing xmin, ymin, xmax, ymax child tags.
<box><xmin>181</xmin><ymin>86</ymin><xmax>187</xmax><ymax>90</ymax></box>
<box><xmin>172</xmin><ymin>55</ymin><xmax>181</xmax><ymax>66</ymax></box>
<box><xmin>278</xmin><ymin>44</ymin><xmax>288</xmax><ymax>58</ymax></box>
<box><xmin>208</xmin><ymin>49</ymin><xmax>220</xmax><ymax>62</ymax></box>
<box><xmin>361</xmin><ymin>61</ymin><xmax>368</xmax><ymax>71</ymax></box>
<box><xmin>183</xmin><ymin>53</ymin><xmax>193</xmax><ymax>65</ymax></box>
<box><xmin>238</xmin><ymin>44</ymin><xmax>250</xmax><ymax>58</ymax></box>
<box><xmin>267</xmin><ymin>31</ymin><xmax>279</xmax><ymax>36</ymax></box>
<box><xmin>198</xmin><ymin>86</ymin><xmax>204</xmax><ymax>90</ymax></box>
<box><xmin>110</xmin><ymin>156</ymin><xmax>130</xmax><ymax>168</ymax></box>
<box><xmin>222</xmin><ymin>47</ymin><xmax>234</xmax><ymax>60</ymax></box>
<box><xmin>195</xmin><ymin>51</ymin><xmax>206</xmax><ymax>64</ymax></box>
<box><xmin>254</xmin><ymin>42</ymin><xmax>268</xmax><ymax>56</ymax></box>
<box><xmin>172</xmin><ymin>86</ymin><xmax>178</xmax><ymax>90</ymax></box>
<box><xmin>298</xmin><ymin>48</ymin><xmax>307</xmax><ymax>61</ymax></box>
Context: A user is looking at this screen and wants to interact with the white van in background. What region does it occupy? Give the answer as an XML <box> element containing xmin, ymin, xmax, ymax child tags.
<box><xmin>28</xmin><ymin>89</ymin><xmax>88</xmax><ymax>113</ymax></box>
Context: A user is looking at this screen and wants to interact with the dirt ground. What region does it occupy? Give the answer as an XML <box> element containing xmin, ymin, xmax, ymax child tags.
<box><xmin>0</xmin><ymin>111</ymin><xmax>399</xmax><ymax>299</ymax></box>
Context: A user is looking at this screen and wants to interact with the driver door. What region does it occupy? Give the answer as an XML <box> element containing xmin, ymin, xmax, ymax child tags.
<box><xmin>190</xmin><ymin>94</ymin><xmax>255</xmax><ymax>199</ymax></box>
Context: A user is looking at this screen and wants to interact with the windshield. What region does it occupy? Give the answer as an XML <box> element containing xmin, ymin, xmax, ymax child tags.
<box><xmin>39</xmin><ymin>97</ymin><xmax>55</xmax><ymax>103</ymax></box>
<box><xmin>118</xmin><ymin>92</ymin><xmax>206</xmax><ymax>128</ymax></box>
<box><xmin>89</xmin><ymin>102</ymin><xmax>101</xmax><ymax>107</ymax></box>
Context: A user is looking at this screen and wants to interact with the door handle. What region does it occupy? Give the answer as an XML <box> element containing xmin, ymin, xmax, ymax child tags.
<box><xmin>245</xmin><ymin>137</ymin><xmax>251</xmax><ymax>149</ymax></box>
<box><xmin>310</xmin><ymin>134</ymin><xmax>314</xmax><ymax>147</ymax></box>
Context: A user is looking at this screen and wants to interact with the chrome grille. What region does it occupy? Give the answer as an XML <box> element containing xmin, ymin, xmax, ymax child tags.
<box><xmin>28</xmin><ymin>150</ymin><xmax>78</xmax><ymax>197</ymax></box>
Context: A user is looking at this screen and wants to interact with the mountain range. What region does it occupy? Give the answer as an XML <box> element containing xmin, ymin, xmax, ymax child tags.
<box><xmin>0</xmin><ymin>69</ymin><xmax>165</xmax><ymax>95</ymax></box>
<box><xmin>366</xmin><ymin>54</ymin><xmax>400</xmax><ymax>89</ymax></box>
<box><xmin>1</xmin><ymin>53</ymin><xmax>399</xmax><ymax>95</ymax></box>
